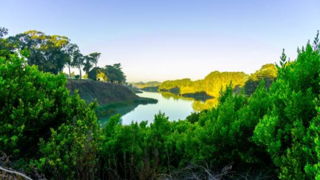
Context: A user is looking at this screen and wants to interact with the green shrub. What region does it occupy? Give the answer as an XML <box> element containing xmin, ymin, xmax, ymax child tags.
<box><xmin>0</xmin><ymin>54</ymin><xmax>100</xmax><ymax>179</ymax></box>
<box><xmin>253</xmin><ymin>42</ymin><xmax>320</xmax><ymax>179</ymax></box>
<box><xmin>0</xmin><ymin>54</ymin><xmax>69</xmax><ymax>156</ymax></box>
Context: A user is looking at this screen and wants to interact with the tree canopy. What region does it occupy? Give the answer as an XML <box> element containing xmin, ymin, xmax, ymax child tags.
<box><xmin>0</xmin><ymin>27</ymin><xmax>101</xmax><ymax>76</ymax></box>
<box><xmin>87</xmin><ymin>63</ymin><xmax>126</xmax><ymax>84</ymax></box>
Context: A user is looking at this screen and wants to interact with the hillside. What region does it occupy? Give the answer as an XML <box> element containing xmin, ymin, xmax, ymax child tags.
<box><xmin>66</xmin><ymin>80</ymin><xmax>139</xmax><ymax>105</ymax></box>
<box><xmin>155</xmin><ymin>64</ymin><xmax>277</xmax><ymax>98</ymax></box>
<box><xmin>159</xmin><ymin>72</ymin><xmax>248</xmax><ymax>97</ymax></box>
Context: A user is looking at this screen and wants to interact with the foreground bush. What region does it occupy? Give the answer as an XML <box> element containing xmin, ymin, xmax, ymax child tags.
<box><xmin>253</xmin><ymin>40</ymin><xmax>320</xmax><ymax>179</ymax></box>
<box><xmin>0</xmin><ymin>54</ymin><xmax>100</xmax><ymax>179</ymax></box>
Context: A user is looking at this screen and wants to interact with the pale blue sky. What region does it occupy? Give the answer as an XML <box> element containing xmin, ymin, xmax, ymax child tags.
<box><xmin>1</xmin><ymin>0</ymin><xmax>319</xmax><ymax>82</ymax></box>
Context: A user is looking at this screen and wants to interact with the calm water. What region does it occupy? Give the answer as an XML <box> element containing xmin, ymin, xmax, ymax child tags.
<box><xmin>121</xmin><ymin>91</ymin><xmax>196</xmax><ymax>125</ymax></box>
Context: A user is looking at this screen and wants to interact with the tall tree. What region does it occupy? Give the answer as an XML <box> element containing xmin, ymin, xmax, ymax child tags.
<box><xmin>65</xmin><ymin>43</ymin><xmax>79</xmax><ymax>79</ymax></box>
<box><xmin>43</xmin><ymin>34</ymin><xmax>70</xmax><ymax>74</ymax></box>
<box><xmin>73</xmin><ymin>51</ymin><xmax>84</xmax><ymax>79</ymax></box>
<box><xmin>6</xmin><ymin>30</ymin><xmax>70</xmax><ymax>74</ymax></box>
<box><xmin>83</xmin><ymin>55</ymin><xmax>93</xmax><ymax>75</ymax></box>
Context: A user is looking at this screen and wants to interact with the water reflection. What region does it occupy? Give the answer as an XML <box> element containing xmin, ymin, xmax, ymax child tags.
<box><xmin>192</xmin><ymin>98</ymin><xmax>218</xmax><ymax>111</ymax></box>
<box><xmin>160</xmin><ymin>92</ymin><xmax>195</xmax><ymax>101</ymax></box>
<box><xmin>98</xmin><ymin>91</ymin><xmax>218</xmax><ymax>125</ymax></box>
<box><xmin>159</xmin><ymin>91</ymin><xmax>218</xmax><ymax>111</ymax></box>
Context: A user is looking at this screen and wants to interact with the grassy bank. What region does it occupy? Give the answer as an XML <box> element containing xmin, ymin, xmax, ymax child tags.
<box><xmin>66</xmin><ymin>80</ymin><xmax>139</xmax><ymax>105</ymax></box>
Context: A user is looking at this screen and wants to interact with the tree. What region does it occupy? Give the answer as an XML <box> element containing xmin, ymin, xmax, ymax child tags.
<box><xmin>6</xmin><ymin>30</ymin><xmax>70</xmax><ymax>74</ymax></box>
<box><xmin>65</xmin><ymin>43</ymin><xmax>79</xmax><ymax>79</ymax></box>
<box><xmin>83</xmin><ymin>55</ymin><xmax>93</xmax><ymax>75</ymax></box>
<box><xmin>73</xmin><ymin>50</ymin><xmax>84</xmax><ymax>79</ymax></box>
<box><xmin>83</xmin><ymin>52</ymin><xmax>101</xmax><ymax>74</ymax></box>
<box><xmin>88</xmin><ymin>52</ymin><xmax>101</xmax><ymax>67</ymax></box>
<box><xmin>105</xmin><ymin>63</ymin><xmax>126</xmax><ymax>84</ymax></box>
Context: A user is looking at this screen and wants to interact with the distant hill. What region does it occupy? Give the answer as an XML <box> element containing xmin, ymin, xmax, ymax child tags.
<box><xmin>131</xmin><ymin>81</ymin><xmax>162</xmax><ymax>89</ymax></box>
<box><xmin>157</xmin><ymin>64</ymin><xmax>278</xmax><ymax>98</ymax></box>
<box><xmin>159</xmin><ymin>72</ymin><xmax>248</xmax><ymax>98</ymax></box>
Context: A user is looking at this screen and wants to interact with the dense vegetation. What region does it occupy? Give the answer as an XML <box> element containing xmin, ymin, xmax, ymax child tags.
<box><xmin>159</xmin><ymin>72</ymin><xmax>248</xmax><ymax>97</ymax></box>
<box><xmin>0</xmin><ymin>54</ymin><xmax>100</xmax><ymax>179</ymax></box>
<box><xmin>158</xmin><ymin>64</ymin><xmax>277</xmax><ymax>99</ymax></box>
<box><xmin>2</xmin><ymin>26</ymin><xmax>320</xmax><ymax>180</ymax></box>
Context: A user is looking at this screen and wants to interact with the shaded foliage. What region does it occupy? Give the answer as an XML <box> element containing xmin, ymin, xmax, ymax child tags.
<box><xmin>0</xmin><ymin>54</ymin><xmax>101</xmax><ymax>179</ymax></box>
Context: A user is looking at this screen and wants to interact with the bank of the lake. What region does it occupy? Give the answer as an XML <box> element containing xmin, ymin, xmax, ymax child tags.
<box><xmin>66</xmin><ymin>80</ymin><xmax>140</xmax><ymax>105</ymax></box>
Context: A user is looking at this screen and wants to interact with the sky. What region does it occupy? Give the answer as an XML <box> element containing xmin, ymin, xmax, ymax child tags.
<box><xmin>1</xmin><ymin>0</ymin><xmax>320</xmax><ymax>82</ymax></box>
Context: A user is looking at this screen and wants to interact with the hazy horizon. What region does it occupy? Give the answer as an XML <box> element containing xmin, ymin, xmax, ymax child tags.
<box><xmin>1</xmin><ymin>0</ymin><xmax>319</xmax><ymax>82</ymax></box>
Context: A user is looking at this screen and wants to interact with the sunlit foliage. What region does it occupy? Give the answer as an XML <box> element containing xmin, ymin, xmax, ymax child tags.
<box><xmin>0</xmin><ymin>27</ymin><xmax>101</xmax><ymax>76</ymax></box>
<box><xmin>159</xmin><ymin>72</ymin><xmax>248</xmax><ymax>97</ymax></box>
<box><xmin>253</xmin><ymin>36</ymin><xmax>320</xmax><ymax>179</ymax></box>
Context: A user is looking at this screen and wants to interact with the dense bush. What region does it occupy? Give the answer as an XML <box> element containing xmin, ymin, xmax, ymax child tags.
<box><xmin>98</xmin><ymin>84</ymin><xmax>274</xmax><ymax>179</ymax></box>
<box><xmin>253</xmin><ymin>41</ymin><xmax>320</xmax><ymax>179</ymax></box>
<box><xmin>0</xmin><ymin>54</ymin><xmax>69</xmax><ymax>156</ymax></box>
<box><xmin>0</xmin><ymin>54</ymin><xmax>101</xmax><ymax>179</ymax></box>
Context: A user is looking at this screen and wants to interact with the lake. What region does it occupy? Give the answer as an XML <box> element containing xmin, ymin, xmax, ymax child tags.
<box><xmin>97</xmin><ymin>91</ymin><xmax>218</xmax><ymax>125</ymax></box>
<box><xmin>121</xmin><ymin>91</ymin><xmax>219</xmax><ymax>125</ymax></box>
<box><xmin>121</xmin><ymin>91</ymin><xmax>195</xmax><ymax>125</ymax></box>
